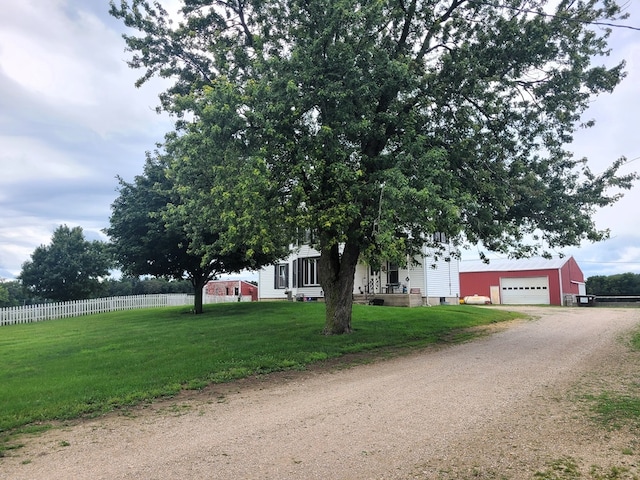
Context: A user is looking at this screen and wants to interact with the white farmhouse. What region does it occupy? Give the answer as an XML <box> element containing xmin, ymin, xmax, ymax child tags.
<box><xmin>258</xmin><ymin>237</ymin><xmax>460</xmax><ymax>307</ymax></box>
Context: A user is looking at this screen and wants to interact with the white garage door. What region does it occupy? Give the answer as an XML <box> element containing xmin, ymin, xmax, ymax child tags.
<box><xmin>500</xmin><ymin>276</ymin><xmax>550</xmax><ymax>305</ymax></box>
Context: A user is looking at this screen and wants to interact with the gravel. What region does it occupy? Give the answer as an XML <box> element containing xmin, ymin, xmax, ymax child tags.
<box><xmin>2</xmin><ymin>306</ymin><xmax>640</xmax><ymax>479</ymax></box>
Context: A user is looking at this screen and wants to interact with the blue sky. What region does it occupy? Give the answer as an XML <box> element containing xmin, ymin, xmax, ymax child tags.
<box><xmin>0</xmin><ymin>1</ymin><xmax>638</xmax><ymax>281</ymax></box>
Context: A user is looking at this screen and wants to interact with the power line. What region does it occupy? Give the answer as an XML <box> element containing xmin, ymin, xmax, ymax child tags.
<box><xmin>582</xmin><ymin>22</ymin><xmax>640</xmax><ymax>32</ymax></box>
<box><xmin>576</xmin><ymin>260</ymin><xmax>640</xmax><ymax>265</ymax></box>
<box><xmin>474</xmin><ymin>1</ymin><xmax>640</xmax><ymax>32</ymax></box>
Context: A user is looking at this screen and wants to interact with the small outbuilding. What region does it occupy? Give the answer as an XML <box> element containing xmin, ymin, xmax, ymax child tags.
<box><xmin>459</xmin><ymin>256</ymin><xmax>586</xmax><ymax>306</ymax></box>
<box><xmin>204</xmin><ymin>280</ymin><xmax>258</xmax><ymax>302</ymax></box>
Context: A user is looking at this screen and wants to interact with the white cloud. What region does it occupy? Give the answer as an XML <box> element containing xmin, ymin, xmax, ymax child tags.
<box><xmin>617</xmin><ymin>246</ymin><xmax>640</xmax><ymax>265</ymax></box>
<box><xmin>0</xmin><ymin>219</ymin><xmax>56</xmax><ymax>276</ymax></box>
<box><xmin>0</xmin><ymin>1</ymin><xmax>172</xmax><ymax>138</ymax></box>
<box><xmin>0</xmin><ymin>135</ymin><xmax>92</xmax><ymax>186</ymax></box>
<box><xmin>0</xmin><ymin>3</ymin><xmax>99</xmax><ymax>107</ymax></box>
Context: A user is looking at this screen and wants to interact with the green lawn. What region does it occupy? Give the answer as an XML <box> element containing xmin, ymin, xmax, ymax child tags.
<box><xmin>0</xmin><ymin>302</ymin><xmax>520</xmax><ymax>433</ymax></box>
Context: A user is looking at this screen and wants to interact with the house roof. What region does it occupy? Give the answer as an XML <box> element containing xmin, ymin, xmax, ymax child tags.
<box><xmin>459</xmin><ymin>256</ymin><xmax>571</xmax><ymax>273</ymax></box>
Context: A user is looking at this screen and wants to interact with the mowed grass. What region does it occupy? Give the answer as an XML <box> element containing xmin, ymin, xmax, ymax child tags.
<box><xmin>0</xmin><ymin>302</ymin><xmax>520</xmax><ymax>433</ymax></box>
<box><xmin>583</xmin><ymin>326</ymin><xmax>640</xmax><ymax>431</ymax></box>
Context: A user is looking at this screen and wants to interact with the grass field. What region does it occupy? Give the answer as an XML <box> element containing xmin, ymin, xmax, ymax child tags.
<box><xmin>0</xmin><ymin>302</ymin><xmax>520</xmax><ymax>434</ymax></box>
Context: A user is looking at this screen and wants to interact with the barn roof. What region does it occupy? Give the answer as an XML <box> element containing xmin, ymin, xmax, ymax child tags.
<box><xmin>459</xmin><ymin>256</ymin><xmax>571</xmax><ymax>273</ymax></box>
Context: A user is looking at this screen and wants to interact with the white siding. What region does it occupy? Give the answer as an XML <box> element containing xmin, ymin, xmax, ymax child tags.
<box><xmin>423</xmin><ymin>245</ymin><xmax>460</xmax><ymax>298</ymax></box>
<box><xmin>407</xmin><ymin>261</ymin><xmax>426</xmax><ymax>295</ymax></box>
<box><xmin>258</xmin><ymin>263</ymin><xmax>290</xmax><ymax>299</ymax></box>
<box><xmin>354</xmin><ymin>263</ymin><xmax>370</xmax><ymax>294</ymax></box>
<box><xmin>293</xmin><ymin>286</ymin><xmax>324</xmax><ymax>299</ymax></box>
<box><xmin>258</xmin><ymin>246</ymin><xmax>323</xmax><ymax>299</ymax></box>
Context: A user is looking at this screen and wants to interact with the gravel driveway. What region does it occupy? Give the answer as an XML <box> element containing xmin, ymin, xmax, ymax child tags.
<box><xmin>2</xmin><ymin>306</ymin><xmax>640</xmax><ymax>479</ymax></box>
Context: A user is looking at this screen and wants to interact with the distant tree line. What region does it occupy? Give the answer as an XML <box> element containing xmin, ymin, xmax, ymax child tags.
<box><xmin>102</xmin><ymin>277</ymin><xmax>194</xmax><ymax>297</ymax></box>
<box><xmin>0</xmin><ymin>280</ymin><xmax>28</xmax><ymax>308</ymax></box>
<box><xmin>586</xmin><ymin>273</ymin><xmax>640</xmax><ymax>296</ymax></box>
<box><xmin>1</xmin><ymin>276</ymin><xmax>193</xmax><ymax>308</ymax></box>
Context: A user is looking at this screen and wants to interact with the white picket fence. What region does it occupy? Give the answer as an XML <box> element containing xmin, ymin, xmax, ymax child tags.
<box><xmin>0</xmin><ymin>293</ymin><xmax>257</xmax><ymax>326</ymax></box>
<box><xmin>0</xmin><ymin>294</ymin><xmax>193</xmax><ymax>326</ymax></box>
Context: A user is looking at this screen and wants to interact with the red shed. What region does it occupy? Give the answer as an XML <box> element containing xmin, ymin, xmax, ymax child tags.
<box><xmin>204</xmin><ymin>280</ymin><xmax>258</xmax><ymax>301</ymax></box>
<box><xmin>459</xmin><ymin>256</ymin><xmax>586</xmax><ymax>305</ymax></box>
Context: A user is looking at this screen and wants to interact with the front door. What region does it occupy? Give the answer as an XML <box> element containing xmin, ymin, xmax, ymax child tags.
<box><xmin>490</xmin><ymin>285</ymin><xmax>500</xmax><ymax>305</ymax></box>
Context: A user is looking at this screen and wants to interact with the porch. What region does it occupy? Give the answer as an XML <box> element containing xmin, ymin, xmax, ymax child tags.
<box><xmin>353</xmin><ymin>293</ymin><xmax>424</xmax><ymax>308</ymax></box>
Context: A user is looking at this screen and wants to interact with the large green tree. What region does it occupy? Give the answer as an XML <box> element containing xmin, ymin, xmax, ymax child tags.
<box><xmin>105</xmin><ymin>154</ymin><xmax>285</xmax><ymax>313</ymax></box>
<box><xmin>111</xmin><ymin>0</ymin><xmax>637</xmax><ymax>333</ymax></box>
<box><xmin>19</xmin><ymin>225</ymin><xmax>112</xmax><ymax>302</ymax></box>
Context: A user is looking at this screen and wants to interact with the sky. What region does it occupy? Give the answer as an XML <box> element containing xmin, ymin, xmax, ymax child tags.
<box><xmin>0</xmin><ymin>1</ymin><xmax>638</xmax><ymax>282</ymax></box>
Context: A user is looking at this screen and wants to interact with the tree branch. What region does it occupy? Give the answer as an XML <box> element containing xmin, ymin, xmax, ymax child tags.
<box><xmin>417</xmin><ymin>0</ymin><xmax>468</xmax><ymax>63</ymax></box>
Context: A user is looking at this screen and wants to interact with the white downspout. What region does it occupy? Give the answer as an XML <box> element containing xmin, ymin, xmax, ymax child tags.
<box><xmin>406</xmin><ymin>253</ymin><xmax>411</xmax><ymax>294</ymax></box>
<box><xmin>423</xmin><ymin>245</ymin><xmax>431</xmax><ymax>307</ymax></box>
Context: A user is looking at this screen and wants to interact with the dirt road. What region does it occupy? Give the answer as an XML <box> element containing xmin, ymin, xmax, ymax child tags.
<box><xmin>2</xmin><ymin>306</ymin><xmax>639</xmax><ymax>479</ymax></box>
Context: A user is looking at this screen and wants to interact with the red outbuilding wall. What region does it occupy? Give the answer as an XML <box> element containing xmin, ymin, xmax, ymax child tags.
<box><xmin>559</xmin><ymin>256</ymin><xmax>585</xmax><ymax>297</ymax></box>
<box><xmin>205</xmin><ymin>280</ymin><xmax>258</xmax><ymax>301</ymax></box>
<box><xmin>460</xmin><ymin>256</ymin><xmax>585</xmax><ymax>306</ymax></box>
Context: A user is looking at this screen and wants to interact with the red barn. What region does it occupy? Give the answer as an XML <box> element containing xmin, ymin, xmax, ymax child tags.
<box><xmin>459</xmin><ymin>256</ymin><xmax>586</xmax><ymax>306</ymax></box>
<box><xmin>204</xmin><ymin>280</ymin><xmax>258</xmax><ymax>301</ymax></box>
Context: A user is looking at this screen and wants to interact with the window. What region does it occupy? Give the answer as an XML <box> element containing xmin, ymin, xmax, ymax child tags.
<box><xmin>432</xmin><ymin>232</ymin><xmax>448</xmax><ymax>243</ymax></box>
<box><xmin>274</xmin><ymin>264</ymin><xmax>289</xmax><ymax>289</ymax></box>
<box><xmin>303</xmin><ymin>229</ymin><xmax>316</xmax><ymax>244</ymax></box>
<box><xmin>301</xmin><ymin>257</ymin><xmax>320</xmax><ymax>286</ymax></box>
<box><xmin>388</xmin><ymin>263</ymin><xmax>399</xmax><ymax>285</ymax></box>
<box><xmin>293</xmin><ymin>257</ymin><xmax>320</xmax><ymax>287</ymax></box>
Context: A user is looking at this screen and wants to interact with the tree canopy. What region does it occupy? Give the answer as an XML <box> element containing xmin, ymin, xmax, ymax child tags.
<box><xmin>111</xmin><ymin>0</ymin><xmax>637</xmax><ymax>333</ymax></box>
<box><xmin>19</xmin><ymin>225</ymin><xmax>112</xmax><ymax>302</ymax></box>
<box><xmin>105</xmin><ymin>153</ymin><xmax>286</xmax><ymax>313</ymax></box>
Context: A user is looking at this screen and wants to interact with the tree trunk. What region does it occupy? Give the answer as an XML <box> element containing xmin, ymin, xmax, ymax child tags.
<box><xmin>319</xmin><ymin>241</ymin><xmax>361</xmax><ymax>335</ymax></box>
<box><xmin>191</xmin><ymin>276</ymin><xmax>207</xmax><ymax>314</ymax></box>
